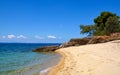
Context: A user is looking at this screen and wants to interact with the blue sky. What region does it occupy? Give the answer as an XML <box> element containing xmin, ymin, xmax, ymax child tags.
<box><xmin>0</xmin><ymin>0</ymin><xmax>120</xmax><ymax>43</ymax></box>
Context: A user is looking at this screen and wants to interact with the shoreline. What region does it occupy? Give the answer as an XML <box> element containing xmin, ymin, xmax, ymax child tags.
<box><xmin>38</xmin><ymin>52</ymin><xmax>62</xmax><ymax>75</ymax></box>
<box><xmin>48</xmin><ymin>40</ymin><xmax>120</xmax><ymax>75</ymax></box>
<box><xmin>48</xmin><ymin>50</ymin><xmax>66</xmax><ymax>75</ymax></box>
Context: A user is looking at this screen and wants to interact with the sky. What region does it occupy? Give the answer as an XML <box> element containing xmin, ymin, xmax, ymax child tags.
<box><xmin>0</xmin><ymin>0</ymin><xmax>120</xmax><ymax>43</ymax></box>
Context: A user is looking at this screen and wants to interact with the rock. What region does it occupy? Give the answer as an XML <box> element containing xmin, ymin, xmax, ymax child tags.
<box><xmin>33</xmin><ymin>46</ymin><xmax>60</xmax><ymax>52</ymax></box>
<box><xmin>59</xmin><ymin>42</ymin><xmax>69</xmax><ymax>48</ymax></box>
<box><xmin>69</xmin><ymin>38</ymin><xmax>91</xmax><ymax>45</ymax></box>
<box><xmin>110</xmin><ymin>33</ymin><xmax>120</xmax><ymax>37</ymax></box>
<box><xmin>88</xmin><ymin>36</ymin><xmax>110</xmax><ymax>44</ymax></box>
<box><xmin>33</xmin><ymin>33</ymin><xmax>120</xmax><ymax>52</ymax></box>
<box><xmin>110</xmin><ymin>33</ymin><xmax>120</xmax><ymax>40</ymax></box>
<box><xmin>63</xmin><ymin>33</ymin><xmax>120</xmax><ymax>47</ymax></box>
<box><xmin>88</xmin><ymin>33</ymin><xmax>120</xmax><ymax>44</ymax></box>
<box><xmin>59</xmin><ymin>38</ymin><xmax>91</xmax><ymax>47</ymax></box>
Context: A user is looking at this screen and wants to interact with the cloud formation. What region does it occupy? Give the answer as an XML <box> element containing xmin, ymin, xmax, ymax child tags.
<box><xmin>7</xmin><ymin>34</ymin><xmax>16</xmax><ymax>39</ymax></box>
<box><xmin>0</xmin><ymin>34</ymin><xmax>27</xmax><ymax>39</ymax></box>
<box><xmin>48</xmin><ymin>35</ymin><xmax>56</xmax><ymax>39</ymax></box>
<box><xmin>17</xmin><ymin>35</ymin><xmax>26</xmax><ymax>39</ymax></box>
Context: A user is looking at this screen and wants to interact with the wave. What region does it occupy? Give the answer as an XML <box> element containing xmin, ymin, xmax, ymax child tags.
<box><xmin>39</xmin><ymin>67</ymin><xmax>52</xmax><ymax>75</ymax></box>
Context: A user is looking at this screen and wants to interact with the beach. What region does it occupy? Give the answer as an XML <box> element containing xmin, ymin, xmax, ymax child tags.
<box><xmin>49</xmin><ymin>40</ymin><xmax>120</xmax><ymax>75</ymax></box>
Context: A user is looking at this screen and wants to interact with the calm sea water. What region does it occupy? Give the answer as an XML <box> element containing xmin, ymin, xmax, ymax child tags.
<box><xmin>0</xmin><ymin>43</ymin><xmax>61</xmax><ymax>75</ymax></box>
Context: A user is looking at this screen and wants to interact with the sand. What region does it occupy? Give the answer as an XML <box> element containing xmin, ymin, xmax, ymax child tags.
<box><xmin>48</xmin><ymin>40</ymin><xmax>120</xmax><ymax>75</ymax></box>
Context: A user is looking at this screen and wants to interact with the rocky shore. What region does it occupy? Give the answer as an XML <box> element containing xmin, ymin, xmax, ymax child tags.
<box><xmin>33</xmin><ymin>33</ymin><xmax>120</xmax><ymax>52</ymax></box>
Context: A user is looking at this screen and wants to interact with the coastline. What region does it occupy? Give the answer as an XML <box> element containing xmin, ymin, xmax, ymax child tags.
<box><xmin>48</xmin><ymin>50</ymin><xmax>66</xmax><ymax>75</ymax></box>
<box><xmin>38</xmin><ymin>52</ymin><xmax>61</xmax><ymax>75</ymax></box>
<box><xmin>48</xmin><ymin>40</ymin><xmax>120</xmax><ymax>75</ymax></box>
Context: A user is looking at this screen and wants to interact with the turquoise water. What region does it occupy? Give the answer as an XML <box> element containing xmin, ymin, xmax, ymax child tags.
<box><xmin>0</xmin><ymin>43</ymin><xmax>61</xmax><ymax>75</ymax></box>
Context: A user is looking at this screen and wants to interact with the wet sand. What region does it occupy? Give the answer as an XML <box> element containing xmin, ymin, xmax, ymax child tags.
<box><xmin>39</xmin><ymin>53</ymin><xmax>61</xmax><ymax>75</ymax></box>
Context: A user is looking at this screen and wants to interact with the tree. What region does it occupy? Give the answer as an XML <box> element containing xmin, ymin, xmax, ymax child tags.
<box><xmin>105</xmin><ymin>16</ymin><xmax>120</xmax><ymax>34</ymax></box>
<box><xmin>80</xmin><ymin>11</ymin><xmax>120</xmax><ymax>36</ymax></box>
<box><xmin>80</xmin><ymin>25</ymin><xmax>95</xmax><ymax>36</ymax></box>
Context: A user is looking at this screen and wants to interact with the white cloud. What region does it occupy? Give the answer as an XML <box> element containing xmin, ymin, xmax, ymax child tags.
<box><xmin>0</xmin><ymin>34</ymin><xmax>27</xmax><ymax>40</ymax></box>
<box><xmin>7</xmin><ymin>34</ymin><xmax>16</xmax><ymax>39</ymax></box>
<box><xmin>35</xmin><ymin>35</ymin><xmax>44</xmax><ymax>39</ymax></box>
<box><xmin>17</xmin><ymin>35</ymin><xmax>27</xmax><ymax>39</ymax></box>
<box><xmin>48</xmin><ymin>35</ymin><xmax>56</xmax><ymax>39</ymax></box>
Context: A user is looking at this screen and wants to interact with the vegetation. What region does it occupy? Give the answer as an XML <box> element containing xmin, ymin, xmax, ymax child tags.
<box><xmin>80</xmin><ymin>11</ymin><xmax>120</xmax><ymax>36</ymax></box>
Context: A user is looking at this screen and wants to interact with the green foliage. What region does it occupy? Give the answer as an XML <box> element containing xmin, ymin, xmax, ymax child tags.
<box><xmin>105</xmin><ymin>16</ymin><xmax>120</xmax><ymax>34</ymax></box>
<box><xmin>80</xmin><ymin>25</ymin><xmax>95</xmax><ymax>36</ymax></box>
<box><xmin>80</xmin><ymin>11</ymin><xmax>120</xmax><ymax>36</ymax></box>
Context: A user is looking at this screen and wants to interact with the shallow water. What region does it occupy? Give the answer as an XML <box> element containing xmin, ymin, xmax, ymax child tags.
<box><xmin>0</xmin><ymin>43</ymin><xmax>61</xmax><ymax>75</ymax></box>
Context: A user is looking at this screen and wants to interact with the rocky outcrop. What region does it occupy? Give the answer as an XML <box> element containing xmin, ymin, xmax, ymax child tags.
<box><xmin>33</xmin><ymin>46</ymin><xmax>60</xmax><ymax>52</ymax></box>
<box><xmin>60</xmin><ymin>38</ymin><xmax>91</xmax><ymax>48</ymax></box>
<box><xmin>88</xmin><ymin>36</ymin><xmax>110</xmax><ymax>44</ymax></box>
<box><xmin>61</xmin><ymin>33</ymin><xmax>120</xmax><ymax>47</ymax></box>
<box><xmin>69</xmin><ymin>38</ymin><xmax>91</xmax><ymax>45</ymax></box>
<box><xmin>34</xmin><ymin>33</ymin><xmax>120</xmax><ymax>52</ymax></box>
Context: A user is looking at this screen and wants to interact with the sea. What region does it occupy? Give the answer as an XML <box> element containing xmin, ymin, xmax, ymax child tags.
<box><xmin>0</xmin><ymin>43</ymin><xmax>61</xmax><ymax>75</ymax></box>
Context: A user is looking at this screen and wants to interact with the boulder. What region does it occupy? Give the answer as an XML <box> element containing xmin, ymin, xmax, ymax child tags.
<box><xmin>69</xmin><ymin>38</ymin><xmax>91</xmax><ymax>45</ymax></box>
<box><xmin>88</xmin><ymin>36</ymin><xmax>110</xmax><ymax>44</ymax></box>
<box><xmin>59</xmin><ymin>42</ymin><xmax>70</xmax><ymax>48</ymax></box>
<box><xmin>60</xmin><ymin>38</ymin><xmax>91</xmax><ymax>47</ymax></box>
<box><xmin>33</xmin><ymin>46</ymin><xmax>60</xmax><ymax>52</ymax></box>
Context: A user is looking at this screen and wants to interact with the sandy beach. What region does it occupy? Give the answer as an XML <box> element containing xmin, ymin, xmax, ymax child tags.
<box><xmin>48</xmin><ymin>40</ymin><xmax>120</xmax><ymax>75</ymax></box>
